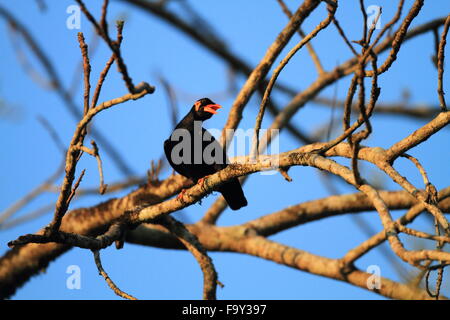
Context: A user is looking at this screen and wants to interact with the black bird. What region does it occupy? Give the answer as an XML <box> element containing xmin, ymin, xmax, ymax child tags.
<box><xmin>164</xmin><ymin>98</ymin><xmax>247</xmax><ymax>210</ymax></box>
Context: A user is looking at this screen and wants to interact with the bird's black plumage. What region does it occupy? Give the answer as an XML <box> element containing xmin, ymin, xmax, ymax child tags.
<box><xmin>164</xmin><ymin>98</ymin><xmax>247</xmax><ymax>210</ymax></box>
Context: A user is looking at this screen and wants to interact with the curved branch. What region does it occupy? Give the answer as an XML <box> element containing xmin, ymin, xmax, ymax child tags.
<box><xmin>157</xmin><ymin>216</ymin><xmax>218</xmax><ymax>300</ymax></box>
<box><xmin>93</xmin><ymin>250</ymin><xmax>137</xmax><ymax>300</ymax></box>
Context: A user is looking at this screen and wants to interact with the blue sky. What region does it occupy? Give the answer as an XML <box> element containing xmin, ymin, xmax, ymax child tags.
<box><xmin>0</xmin><ymin>0</ymin><xmax>449</xmax><ymax>299</ymax></box>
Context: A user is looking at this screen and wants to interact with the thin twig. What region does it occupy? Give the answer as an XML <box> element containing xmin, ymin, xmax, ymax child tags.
<box><xmin>93</xmin><ymin>250</ymin><xmax>137</xmax><ymax>300</ymax></box>
<box><xmin>75</xmin><ymin>0</ymin><xmax>136</xmax><ymax>93</ymax></box>
<box><xmin>47</xmin><ymin>82</ymin><xmax>154</xmax><ymax>233</ymax></box>
<box><xmin>252</xmin><ymin>1</ymin><xmax>336</xmax><ymax>159</ymax></box>
<box><xmin>332</xmin><ymin>17</ymin><xmax>358</xmax><ymax>56</ymax></box>
<box><xmin>437</xmin><ymin>15</ymin><xmax>450</xmax><ymax>111</ymax></box>
<box><xmin>157</xmin><ymin>216</ymin><xmax>218</xmax><ymax>300</ymax></box>
<box><xmin>276</xmin><ymin>0</ymin><xmax>325</xmax><ymax>75</ymax></box>
<box><xmin>0</xmin><ymin>5</ymin><xmax>135</xmax><ymax>176</ymax></box>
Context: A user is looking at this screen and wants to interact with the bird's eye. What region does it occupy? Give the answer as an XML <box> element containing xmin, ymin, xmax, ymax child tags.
<box><xmin>194</xmin><ymin>101</ymin><xmax>201</xmax><ymax>111</ymax></box>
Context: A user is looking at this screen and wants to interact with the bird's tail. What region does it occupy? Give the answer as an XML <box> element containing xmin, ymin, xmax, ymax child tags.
<box><xmin>218</xmin><ymin>179</ymin><xmax>247</xmax><ymax>211</ymax></box>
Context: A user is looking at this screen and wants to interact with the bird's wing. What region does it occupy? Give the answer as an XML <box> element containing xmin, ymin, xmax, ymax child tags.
<box><xmin>164</xmin><ymin>138</ymin><xmax>194</xmax><ymax>179</ymax></box>
<box><xmin>202</xmin><ymin>128</ymin><xmax>228</xmax><ymax>171</ymax></box>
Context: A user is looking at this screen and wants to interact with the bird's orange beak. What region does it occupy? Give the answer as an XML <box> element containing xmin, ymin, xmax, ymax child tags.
<box><xmin>204</xmin><ymin>104</ymin><xmax>222</xmax><ymax>114</ymax></box>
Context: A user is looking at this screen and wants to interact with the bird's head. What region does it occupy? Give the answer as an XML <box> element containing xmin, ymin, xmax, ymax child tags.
<box><xmin>192</xmin><ymin>98</ymin><xmax>222</xmax><ymax>120</ymax></box>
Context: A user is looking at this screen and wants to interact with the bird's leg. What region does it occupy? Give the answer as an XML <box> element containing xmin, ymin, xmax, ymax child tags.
<box><xmin>197</xmin><ymin>175</ymin><xmax>211</xmax><ymax>191</ymax></box>
<box><xmin>176</xmin><ymin>189</ymin><xmax>187</xmax><ymax>202</ymax></box>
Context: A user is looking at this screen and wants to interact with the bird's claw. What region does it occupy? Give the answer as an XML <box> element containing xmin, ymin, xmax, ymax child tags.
<box><xmin>177</xmin><ymin>189</ymin><xmax>187</xmax><ymax>202</ymax></box>
<box><xmin>197</xmin><ymin>176</ymin><xmax>210</xmax><ymax>191</ymax></box>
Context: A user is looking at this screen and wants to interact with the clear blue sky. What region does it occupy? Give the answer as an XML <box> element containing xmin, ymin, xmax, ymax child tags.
<box><xmin>0</xmin><ymin>0</ymin><xmax>449</xmax><ymax>299</ymax></box>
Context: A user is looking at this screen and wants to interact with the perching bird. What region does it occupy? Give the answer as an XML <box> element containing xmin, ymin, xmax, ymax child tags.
<box><xmin>164</xmin><ymin>98</ymin><xmax>247</xmax><ymax>210</ymax></box>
